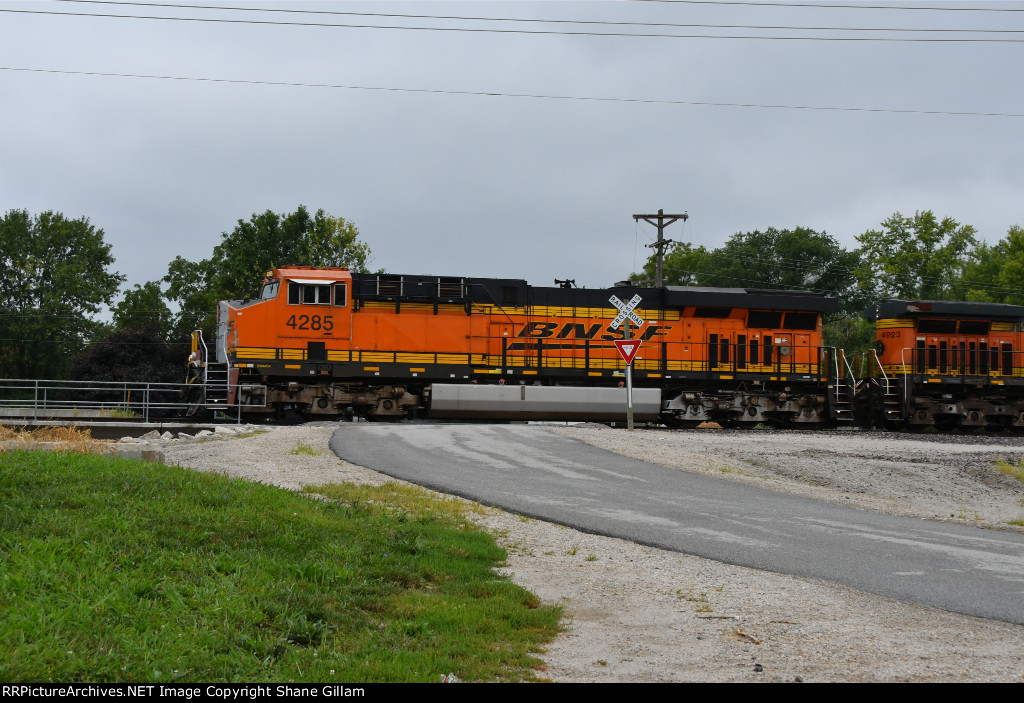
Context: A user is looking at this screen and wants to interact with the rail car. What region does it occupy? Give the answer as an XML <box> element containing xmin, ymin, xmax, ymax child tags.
<box><xmin>859</xmin><ymin>299</ymin><xmax>1024</xmax><ymax>430</ymax></box>
<box><xmin>185</xmin><ymin>267</ymin><xmax>843</xmax><ymax>427</ymax></box>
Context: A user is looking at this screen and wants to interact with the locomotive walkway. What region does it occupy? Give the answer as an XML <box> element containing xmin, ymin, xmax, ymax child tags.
<box><xmin>331</xmin><ymin>423</ymin><xmax>1024</xmax><ymax>625</ymax></box>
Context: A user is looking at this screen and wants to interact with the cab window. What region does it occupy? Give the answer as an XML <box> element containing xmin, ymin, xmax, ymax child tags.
<box><xmin>288</xmin><ymin>282</ymin><xmax>331</xmax><ymax>305</ymax></box>
<box><xmin>260</xmin><ymin>281</ymin><xmax>279</xmax><ymax>300</ymax></box>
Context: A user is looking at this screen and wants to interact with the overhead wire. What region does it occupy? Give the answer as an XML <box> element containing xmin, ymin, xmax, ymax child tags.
<box><xmin>3</xmin><ymin>66</ymin><xmax>1023</xmax><ymax>119</ymax></box>
<box><xmin>5</xmin><ymin>4</ymin><xmax>1024</xmax><ymax>42</ymax></box>
<box><xmin>653</xmin><ymin>250</ymin><xmax>1024</xmax><ymax>297</ymax></box>
<box><xmin>45</xmin><ymin>0</ymin><xmax>1024</xmax><ymax>36</ymax></box>
<box><xmin>630</xmin><ymin>0</ymin><xmax>1024</xmax><ymax>12</ymax></box>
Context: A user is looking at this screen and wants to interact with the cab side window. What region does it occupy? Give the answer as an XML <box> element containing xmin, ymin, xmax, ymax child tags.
<box><xmin>288</xmin><ymin>282</ymin><xmax>331</xmax><ymax>305</ymax></box>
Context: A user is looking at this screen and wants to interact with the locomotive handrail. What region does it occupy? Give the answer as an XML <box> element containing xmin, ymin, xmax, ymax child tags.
<box><xmin>841</xmin><ymin>349</ymin><xmax>857</xmax><ymax>385</ymax></box>
<box><xmin>829</xmin><ymin>347</ymin><xmax>841</xmax><ymax>407</ymax></box>
<box><xmin>899</xmin><ymin>346</ymin><xmax>912</xmax><ymax>410</ymax></box>
<box><xmin>195</xmin><ymin>329</ymin><xmax>210</xmax><ymax>376</ymax></box>
<box><xmin>871</xmin><ymin>348</ymin><xmax>890</xmax><ymax>387</ymax></box>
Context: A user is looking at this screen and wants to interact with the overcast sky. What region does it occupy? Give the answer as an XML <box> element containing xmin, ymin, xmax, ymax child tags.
<box><xmin>3</xmin><ymin>0</ymin><xmax>1023</xmax><ymax>302</ymax></box>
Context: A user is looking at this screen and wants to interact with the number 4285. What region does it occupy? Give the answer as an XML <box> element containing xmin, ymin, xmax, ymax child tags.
<box><xmin>286</xmin><ymin>314</ymin><xmax>333</xmax><ymax>332</ymax></box>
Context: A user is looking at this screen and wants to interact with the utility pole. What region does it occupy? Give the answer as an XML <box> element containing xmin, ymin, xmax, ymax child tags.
<box><xmin>633</xmin><ymin>209</ymin><xmax>688</xmax><ymax>288</ymax></box>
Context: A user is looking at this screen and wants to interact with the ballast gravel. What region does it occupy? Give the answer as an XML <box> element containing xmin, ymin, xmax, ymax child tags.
<box><xmin>160</xmin><ymin>423</ymin><xmax>1024</xmax><ymax>683</ymax></box>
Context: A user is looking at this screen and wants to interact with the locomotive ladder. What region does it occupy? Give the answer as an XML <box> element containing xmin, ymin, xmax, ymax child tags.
<box><xmin>874</xmin><ymin>350</ymin><xmax>903</xmax><ymax>425</ymax></box>
<box><xmin>203</xmin><ymin>362</ymin><xmax>230</xmax><ymax>409</ymax></box>
<box><xmin>192</xmin><ymin>329</ymin><xmax>230</xmax><ymax>411</ymax></box>
<box><xmin>830</xmin><ymin>349</ymin><xmax>856</xmax><ymax>425</ymax></box>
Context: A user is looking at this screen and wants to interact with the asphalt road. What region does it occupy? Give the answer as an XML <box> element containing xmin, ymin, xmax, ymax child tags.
<box><xmin>330</xmin><ymin>423</ymin><xmax>1024</xmax><ymax>625</ymax></box>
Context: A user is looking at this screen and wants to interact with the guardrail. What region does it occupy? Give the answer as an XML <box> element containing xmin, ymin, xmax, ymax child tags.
<box><xmin>0</xmin><ymin>378</ymin><xmax>190</xmax><ymax>424</ymax></box>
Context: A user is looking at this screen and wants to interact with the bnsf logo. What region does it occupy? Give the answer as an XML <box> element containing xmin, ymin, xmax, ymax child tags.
<box><xmin>516</xmin><ymin>321</ymin><xmax>670</xmax><ymax>342</ymax></box>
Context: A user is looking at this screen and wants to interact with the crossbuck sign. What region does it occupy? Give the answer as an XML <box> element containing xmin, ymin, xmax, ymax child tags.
<box><xmin>609</xmin><ymin>294</ymin><xmax>644</xmax><ymax>331</ymax></box>
<box><xmin>608</xmin><ymin>294</ymin><xmax>643</xmax><ymax>430</ymax></box>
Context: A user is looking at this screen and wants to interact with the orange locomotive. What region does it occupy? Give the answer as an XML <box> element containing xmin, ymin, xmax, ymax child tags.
<box><xmin>861</xmin><ymin>299</ymin><xmax>1024</xmax><ymax>430</ymax></box>
<box><xmin>187</xmin><ymin>267</ymin><xmax>841</xmax><ymax>426</ymax></box>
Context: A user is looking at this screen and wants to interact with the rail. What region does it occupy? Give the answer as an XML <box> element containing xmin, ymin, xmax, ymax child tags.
<box><xmin>898</xmin><ymin>347</ymin><xmax>911</xmax><ymax>409</ymax></box>
<box><xmin>0</xmin><ymin>378</ymin><xmax>264</xmax><ymax>424</ymax></box>
<box><xmin>194</xmin><ymin>329</ymin><xmax>211</xmax><ymax>386</ymax></box>
<box><xmin>0</xmin><ymin>378</ymin><xmax>190</xmax><ymax>423</ymax></box>
<box><xmin>871</xmin><ymin>349</ymin><xmax>889</xmax><ymax>388</ymax></box>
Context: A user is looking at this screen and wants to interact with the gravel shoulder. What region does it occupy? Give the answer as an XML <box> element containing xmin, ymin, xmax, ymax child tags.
<box><xmin>160</xmin><ymin>423</ymin><xmax>1024</xmax><ymax>683</ymax></box>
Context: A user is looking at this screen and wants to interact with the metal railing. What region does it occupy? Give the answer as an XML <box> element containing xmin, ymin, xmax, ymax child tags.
<box><xmin>0</xmin><ymin>378</ymin><xmax>189</xmax><ymax>423</ymax></box>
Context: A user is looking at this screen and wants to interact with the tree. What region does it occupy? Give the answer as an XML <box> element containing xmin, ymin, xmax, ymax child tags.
<box><xmin>854</xmin><ymin>211</ymin><xmax>979</xmax><ymax>300</ymax></box>
<box><xmin>639</xmin><ymin>227</ymin><xmax>862</xmax><ymax>311</ymax></box>
<box><xmin>638</xmin><ymin>241</ymin><xmax>712</xmax><ymax>286</ymax></box>
<box><xmin>164</xmin><ymin>206</ymin><xmax>372</xmax><ymax>337</ymax></box>
<box><xmin>963</xmin><ymin>225</ymin><xmax>1024</xmax><ymax>305</ymax></box>
<box><xmin>706</xmin><ymin>228</ymin><xmax>862</xmax><ymax>307</ymax></box>
<box><xmin>65</xmin><ymin>327</ymin><xmax>183</xmax><ymax>416</ymax></box>
<box><xmin>112</xmin><ymin>281</ymin><xmax>175</xmax><ymax>338</ymax></box>
<box><xmin>0</xmin><ymin>210</ymin><xmax>124</xmax><ymax>379</ymax></box>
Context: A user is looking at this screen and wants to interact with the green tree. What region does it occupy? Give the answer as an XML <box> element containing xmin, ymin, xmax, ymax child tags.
<box><xmin>705</xmin><ymin>228</ymin><xmax>861</xmax><ymax>307</ymax></box>
<box><xmin>963</xmin><ymin>225</ymin><xmax>1024</xmax><ymax>305</ymax></box>
<box><xmin>638</xmin><ymin>241</ymin><xmax>712</xmax><ymax>286</ymax></box>
<box><xmin>112</xmin><ymin>281</ymin><xmax>175</xmax><ymax>337</ymax></box>
<box><xmin>164</xmin><ymin>206</ymin><xmax>372</xmax><ymax>337</ymax></box>
<box><xmin>0</xmin><ymin>210</ymin><xmax>124</xmax><ymax>379</ymax></box>
<box><xmin>640</xmin><ymin>227</ymin><xmax>862</xmax><ymax>310</ymax></box>
<box><xmin>854</xmin><ymin>211</ymin><xmax>979</xmax><ymax>300</ymax></box>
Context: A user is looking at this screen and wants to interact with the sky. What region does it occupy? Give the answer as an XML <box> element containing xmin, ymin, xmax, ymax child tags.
<box><xmin>2</xmin><ymin>0</ymin><xmax>1023</xmax><ymax>305</ymax></box>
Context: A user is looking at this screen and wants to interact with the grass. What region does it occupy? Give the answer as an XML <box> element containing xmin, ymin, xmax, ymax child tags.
<box><xmin>995</xmin><ymin>458</ymin><xmax>1024</xmax><ymax>485</ymax></box>
<box><xmin>0</xmin><ymin>425</ymin><xmax>107</xmax><ymax>454</ymax></box>
<box><xmin>0</xmin><ymin>452</ymin><xmax>560</xmax><ymax>683</ymax></box>
<box><xmin>289</xmin><ymin>442</ymin><xmax>323</xmax><ymax>456</ymax></box>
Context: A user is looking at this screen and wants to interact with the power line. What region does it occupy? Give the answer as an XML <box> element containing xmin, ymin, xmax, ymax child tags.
<box><xmin>47</xmin><ymin>0</ymin><xmax>1024</xmax><ymax>36</ymax></box>
<box><xmin>4</xmin><ymin>66</ymin><xmax>1023</xmax><ymax>119</ymax></box>
<box><xmin>654</xmin><ymin>250</ymin><xmax>1024</xmax><ymax>296</ymax></box>
<box><xmin>631</xmin><ymin>0</ymin><xmax>1024</xmax><ymax>12</ymax></box>
<box><xmin>7</xmin><ymin>6</ymin><xmax>1024</xmax><ymax>42</ymax></box>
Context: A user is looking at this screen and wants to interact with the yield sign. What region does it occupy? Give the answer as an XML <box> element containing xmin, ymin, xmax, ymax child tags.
<box><xmin>614</xmin><ymin>339</ymin><xmax>642</xmax><ymax>365</ymax></box>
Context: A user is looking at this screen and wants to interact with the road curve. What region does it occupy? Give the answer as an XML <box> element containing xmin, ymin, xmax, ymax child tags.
<box><xmin>330</xmin><ymin>423</ymin><xmax>1024</xmax><ymax>625</ymax></box>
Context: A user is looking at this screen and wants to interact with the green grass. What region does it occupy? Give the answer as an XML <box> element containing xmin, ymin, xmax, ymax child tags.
<box><xmin>289</xmin><ymin>442</ymin><xmax>322</xmax><ymax>456</ymax></box>
<box><xmin>0</xmin><ymin>452</ymin><xmax>560</xmax><ymax>683</ymax></box>
<box><xmin>995</xmin><ymin>458</ymin><xmax>1024</xmax><ymax>485</ymax></box>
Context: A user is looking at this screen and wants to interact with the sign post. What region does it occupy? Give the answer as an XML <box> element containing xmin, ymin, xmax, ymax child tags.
<box><xmin>609</xmin><ymin>294</ymin><xmax>644</xmax><ymax>430</ymax></box>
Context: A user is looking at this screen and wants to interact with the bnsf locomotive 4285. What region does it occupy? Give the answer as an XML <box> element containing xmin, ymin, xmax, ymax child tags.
<box><xmin>185</xmin><ymin>267</ymin><xmax>1024</xmax><ymax>430</ymax></box>
<box><xmin>185</xmin><ymin>267</ymin><xmax>843</xmax><ymax>427</ymax></box>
